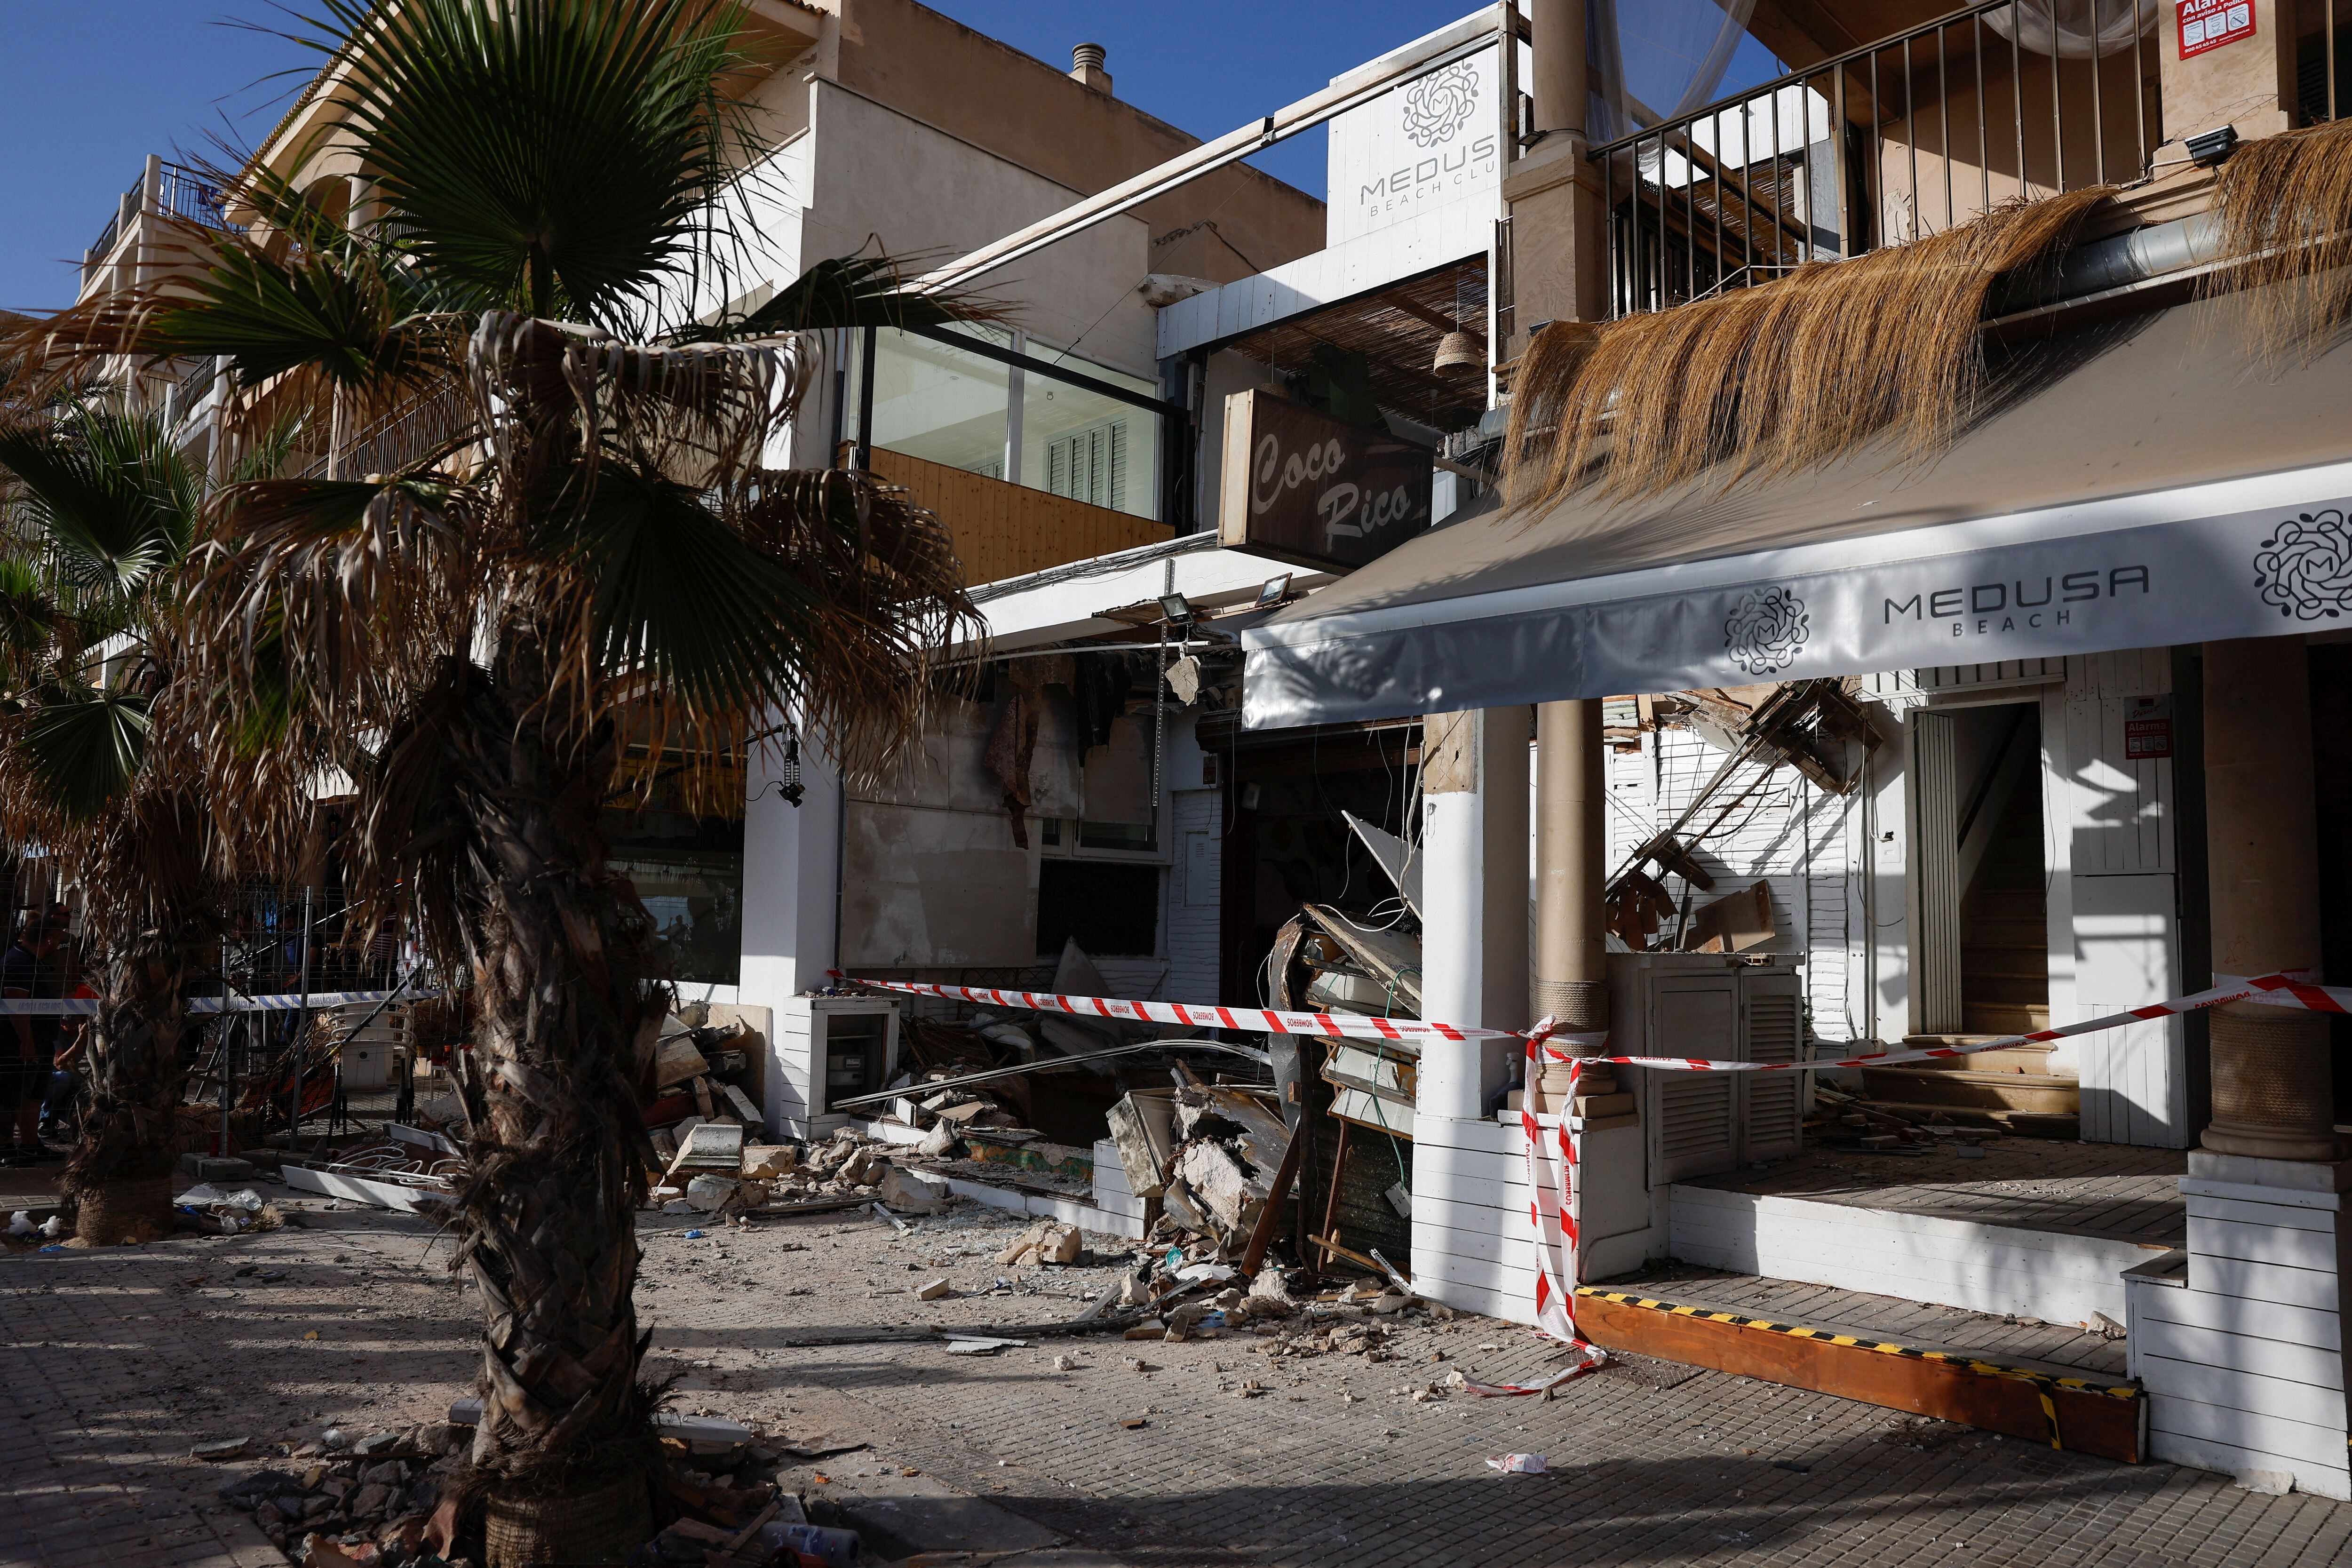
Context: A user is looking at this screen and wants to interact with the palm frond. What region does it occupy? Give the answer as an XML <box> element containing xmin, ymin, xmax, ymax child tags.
<box><xmin>17</xmin><ymin>685</ymin><xmax>152</xmax><ymax>820</ymax></box>
<box><xmin>683</xmin><ymin>252</ymin><xmax>1010</xmax><ymax>343</ymax></box>
<box><xmin>0</xmin><ymin>406</ymin><xmax>199</xmax><ymax>598</ymax></box>
<box><xmin>287</xmin><ymin>0</ymin><xmax>769</xmax><ymax>326</ymax></box>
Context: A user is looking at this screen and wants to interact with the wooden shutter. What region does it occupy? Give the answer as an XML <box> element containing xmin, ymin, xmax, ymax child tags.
<box><xmin>1909</xmin><ymin>709</ymin><xmax>1963</xmax><ymax>1034</ymax></box>
<box><xmin>1739</xmin><ymin>971</ymin><xmax>1805</xmax><ymax>1163</ymax></box>
<box><xmin>1650</xmin><ymin>977</ymin><xmax>1740</xmax><ymax>1183</ymax></box>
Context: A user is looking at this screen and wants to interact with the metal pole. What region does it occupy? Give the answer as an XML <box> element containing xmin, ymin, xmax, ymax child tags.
<box><xmin>288</xmin><ymin>888</ymin><xmax>314</xmax><ymax>1153</ymax></box>
<box><xmin>217</xmin><ymin>965</ymin><xmax>232</xmax><ymax>1158</ymax></box>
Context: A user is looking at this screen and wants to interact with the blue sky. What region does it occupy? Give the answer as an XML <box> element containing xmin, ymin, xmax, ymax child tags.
<box><xmin>0</xmin><ymin>1</ymin><xmax>1782</xmax><ymax>313</ymax></box>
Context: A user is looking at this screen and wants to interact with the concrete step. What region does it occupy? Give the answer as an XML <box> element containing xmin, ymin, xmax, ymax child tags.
<box><xmin>1894</xmin><ymin>1039</ymin><xmax>2064</xmax><ymax>1075</ymax></box>
<box><xmin>1966</xmin><ymin>885</ymin><xmax>2046</xmax><ymax>917</ymax></box>
<box><xmin>1965</xmin><ymin>917</ymin><xmax>2048</xmax><ymax>949</ymax></box>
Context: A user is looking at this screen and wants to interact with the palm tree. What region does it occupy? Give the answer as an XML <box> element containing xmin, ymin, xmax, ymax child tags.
<box><xmin>11</xmin><ymin>2</ymin><xmax>986</xmax><ymax>1558</ymax></box>
<box><xmin>0</xmin><ymin>403</ymin><xmax>228</xmax><ymax>1243</ymax></box>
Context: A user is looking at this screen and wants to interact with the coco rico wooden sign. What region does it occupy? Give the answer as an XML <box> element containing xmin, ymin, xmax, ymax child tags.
<box><xmin>1217</xmin><ymin>389</ymin><xmax>1434</xmax><ymax>573</ymax></box>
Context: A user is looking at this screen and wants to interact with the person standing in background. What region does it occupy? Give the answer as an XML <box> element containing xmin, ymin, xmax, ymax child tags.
<box><xmin>0</xmin><ymin>913</ymin><xmax>67</xmax><ymax>1166</ymax></box>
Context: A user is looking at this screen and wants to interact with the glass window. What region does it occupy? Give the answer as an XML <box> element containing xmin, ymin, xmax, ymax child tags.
<box><xmin>604</xmin><ymin>753</ymin><xmax>745</xmax><ymax>988</ymax></box>
<box><xmin>860</xmin><ymin>326</ymin><xmax>1013</xmax><ymax>478</ymax></box>
<box><xmin>851</xmin><ymin>329</ymin><xmax>1167</xmax><ymax>522</ymax></box>
<box><xmin>1019</xmin><ymin>353</ymin><xmax>1161</xmax><ymax>521</ymax></box>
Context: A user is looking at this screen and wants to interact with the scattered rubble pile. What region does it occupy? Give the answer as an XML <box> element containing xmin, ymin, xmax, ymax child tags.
<box><xmin>642</xmin><ymin>1015</ymin><xmax>771</xmax><ymax>1151</ymax></box>
<box><xmin>1812</xmin><ymin>1083</ymin><xmax>1992</xmax><ymax>1152</ymax></box>
<box><xmin>215</xmin><ymin>1422</ymin><xmax>467</xmax><ymax>1565</ymax></box>
<box><xmin>1108</xmin><ymin>1071</ymin><xmax>1294</xmax><ymax>1251</ymax></box>
<box><xmin>647</xmin><ymin>1126</ymin><xmax>950</xmax><ymax>1219</ymax></box>
<box><xmin>214</xmin><ymin>1406</ymin><xmax>867</xmax><ymax>1568</ymax></box>
<box><xmin>174</xmin><ymin>1183</ymin><xmax>285</xmax><ymax>1235</ymax></box>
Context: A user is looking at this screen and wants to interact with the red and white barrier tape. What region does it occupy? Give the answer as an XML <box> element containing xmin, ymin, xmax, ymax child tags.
<box><xmin>826</xmin><ymin>974</ymin><xmax>1521</xmax><ymax>1044</ymax></box>
<box><xmin>838</xmin><ymin>967</ymin><xmax>2351</xmax><ymax>1376</ymax></box>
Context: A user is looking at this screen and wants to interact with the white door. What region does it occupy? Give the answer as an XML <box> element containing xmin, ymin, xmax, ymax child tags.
<box><xmin>2074</xmin><ymin>872</ymin><xmax>2185</xmax><ymax>1147</ymax></box>
<box><xmin>1650</xmin><ymin>977</ymin><xmax>1741</xmax><ymax>1183</ymax></box>
<box><xmin>1739</xmin><ymin>972</ymin><xmax>1806</xmax><ymax>1163</ymax></box>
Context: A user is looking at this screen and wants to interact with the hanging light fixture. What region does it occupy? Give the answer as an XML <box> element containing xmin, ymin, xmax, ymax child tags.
<box><xmin>1433</xmin><ymin>273</ymin><xmax>1484</xmax><ymax>379</ymax></box>
<box><xmin>1433</xmin><ymin>330</ymin><xmax>1483</xmax><ymax>378</ymax></box>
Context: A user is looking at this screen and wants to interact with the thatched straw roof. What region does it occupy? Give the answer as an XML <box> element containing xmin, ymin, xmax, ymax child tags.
<box><xmin>1502</xmin><ymin>188</ymin><xmax>2114</xmax><ymax>511</ymax></box>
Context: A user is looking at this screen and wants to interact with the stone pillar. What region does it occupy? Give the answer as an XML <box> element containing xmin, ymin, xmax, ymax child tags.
<box><xmin>1504</xmin><ymin>0</ymin><xmax>1605</xmax><ymax>353</ymax></box>
<box><xmin>1416</xmin><ymin>708</ymin><xmax>1531</xmax><ymax>1118</ymax></box>
<box><xmin>2201</xmin><ymin>637</ymin><xmax>2334</xmax><ymax>1161</ymax></box>
<box><xmin>1533</xmin><ymin>700</ymin><xmax>1608</xmax><ymax>1047</ymax></box>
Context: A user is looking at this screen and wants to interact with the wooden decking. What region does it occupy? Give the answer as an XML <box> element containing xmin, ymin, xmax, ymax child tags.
<box><xmin>1679</xmin><ymin>1137</ymin><xmax>2187</xmax><ymax>1248</ymax></box>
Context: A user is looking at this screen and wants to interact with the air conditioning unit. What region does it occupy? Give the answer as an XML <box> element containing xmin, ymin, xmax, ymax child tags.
<box><xmin>774</xmin><ymin>996</ymin><xmax>901</xmax><ymax>1140</ymax></box>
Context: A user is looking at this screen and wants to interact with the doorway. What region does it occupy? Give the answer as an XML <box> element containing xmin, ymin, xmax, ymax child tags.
<box><xmin>1910</xmin><ymin>702</ymin><xmax>2049</xmax><ymax>1037</ymax></box>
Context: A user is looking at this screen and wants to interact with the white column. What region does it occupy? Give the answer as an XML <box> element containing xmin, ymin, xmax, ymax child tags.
<box><xmin>737</xmin><ymin>724</ymin><xmax>842</xmax><ymax>1136</ymax></box>
<box><xmin>1416</xmin><ymin>708</ymin><xmax>1529</xmax><ymax>1118</ymax></box>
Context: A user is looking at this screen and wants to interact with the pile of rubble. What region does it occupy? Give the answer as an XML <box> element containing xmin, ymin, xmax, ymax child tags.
<box><xmin>648</xmin><ymin>1126</ymin><xmax>948</xmax><ymax>1219</ymax></box>
<box><xmin>214</xmin><ymin>1407</ymin><xmax>866</xmax><ymax>1568</ymax></box>
<box><xmin>1108</xmin><ymin>1071</ymin><xmax>1293</xmax><ymax>1251</ymax></box>
<box><xmin>215</xmin><ymin>1424</ymin><xmax>466</xmax><ymax>1564</ymax></box>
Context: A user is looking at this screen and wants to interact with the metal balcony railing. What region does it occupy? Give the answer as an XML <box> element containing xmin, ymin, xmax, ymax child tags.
<box><xmin>1598</xmin><ymin>0</ymin><xmax>2161</xmax><ymax>318</ymax></box>
<box><xmin>86</xmin><ymin>161</ymin><xmax>238</xmax><ymax>271</ymax></box>
<box><xmin>159</xmin><ymin>162</ymin><xmax>236</xmax><ymax>231</ymax></box>
<box><xmin>85</xmin><ymin>174</ymin><xmax>145</xmax><ymax>267</ymax></box>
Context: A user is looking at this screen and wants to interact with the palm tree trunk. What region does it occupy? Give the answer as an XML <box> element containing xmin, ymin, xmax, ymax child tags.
<box><xmin>67</xmin><ymin>930</ymin><xmax>200</xmax><ymax>1244</ymax></box>
<box><xmin>450</xmin><ymin>630</ymin><xmax>662</xmax><ymax>1563</ymax></box>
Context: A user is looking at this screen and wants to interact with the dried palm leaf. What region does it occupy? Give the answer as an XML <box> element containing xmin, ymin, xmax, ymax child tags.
<box><xmin>2207</xmin><ymin>116</ymin><xmax>2352</xmax><ymax>365</ymax></box>
<box><xmin>1504</xmin><ymin>188</ymin><xmax>2112</xmax><ymax>509</ymax></box>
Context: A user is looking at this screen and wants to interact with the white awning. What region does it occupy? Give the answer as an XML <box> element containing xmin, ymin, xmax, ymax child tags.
<box><xmin>1243</xmin><ymin>296</ymin><xmax>2352</xmax><ymax>727</ymax></box>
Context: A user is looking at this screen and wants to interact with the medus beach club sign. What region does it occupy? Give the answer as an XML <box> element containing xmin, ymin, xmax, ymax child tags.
<box><xmin>1241</xmin><ymin>473</ymin><xmax>2352</xmax><ymax>728</ymax></box>
<box><xmin>1327</xmin><ymin>42</ymin><xmax>1504</xmax><ymax>244</ymax></box>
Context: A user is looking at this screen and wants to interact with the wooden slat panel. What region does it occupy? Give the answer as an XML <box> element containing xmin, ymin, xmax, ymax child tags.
<box><xmin>866</xmin><ymin>447</ymin><xmax>1165</xmax><ymax>586</ymax></box>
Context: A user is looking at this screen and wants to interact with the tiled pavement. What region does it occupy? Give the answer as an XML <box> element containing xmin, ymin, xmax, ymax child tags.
<box><xmin>7</xmin><ymin>1192</ymin><xmax>2352</xmax><ymax>1568</ymax></box>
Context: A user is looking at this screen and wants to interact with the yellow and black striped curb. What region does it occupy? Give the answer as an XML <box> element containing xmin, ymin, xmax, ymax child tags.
<box><xmin>1573</xmin><ymin>1286</ymin><xmax>2142</xmax><ymax>1401</ymax></box>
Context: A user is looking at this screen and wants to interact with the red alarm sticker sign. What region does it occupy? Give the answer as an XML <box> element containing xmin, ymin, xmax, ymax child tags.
<box><xmin>2179</xmin><ymin>0</ymin><xmax>2255</xmax><ymax>59</ymax></box>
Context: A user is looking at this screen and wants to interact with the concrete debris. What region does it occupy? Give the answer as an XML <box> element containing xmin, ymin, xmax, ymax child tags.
<box><xmin>667</xmin><ymin>1120</ymin><xmax>746</xmax><ymax>1181</ymax></box>
<box><xmin>740</xmin><ymin>1143</ymin><xmax>799</xmax><ymax>1180</ymax></box>
<box><xmin>944</xmin><ymin>1335</ymin><xmax>1027</xmax><ymax>1355</ymax></box>
<box><xmin>876</xmin><ymin>1166</ymin><xmax>951</xmax><ymax>1215</ymax></box>
<box><xmin>684</xmin><ymin>1175</ymin><xmax>739</xmax><ymax>1212</ymax></box>
<box><xmin>915</xmin><ymin>1278</ymin><xmax>953</xmax><ymax>1301</ymax></box>
<box><xmin>1052</xmin><ymin>1354</ymin><xmax>1077</xmax><ymax>1371</ymax></box>
<box><xmin>994</xmin><ymin>1221</ymin><xmax>1082</xmax><ymax>1266</ymax></box>
<box><xmin>916</xmin><ymin>1121</ymin><xmax>963</xmax><ymax>1158</ymax></box>
<box><xmin>653</xmin><ymin>1033</ymin><xmax>711</xmax><ymax>1091</ymax></box>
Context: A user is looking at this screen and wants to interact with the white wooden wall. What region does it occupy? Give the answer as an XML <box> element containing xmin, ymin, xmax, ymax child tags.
<box><xmin>2132</xmin><ymin>1166</ymin><xmax>2352</xmax><ymax>1499</ymax></box>
<box><xmin>1413</xmin><ymin>1112</ymin><xmax>1547</xmax><ymax>1324</ymax></box>
<box><xmin>2055</xmin><ymin>651</ymin><xmax>2186</xmax><ymax>1146</ymax></box>
<box><xmin>1603</xmin><ymin>727</ymin><xmax>1866</xmax><ymax>1047</ymax></box>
